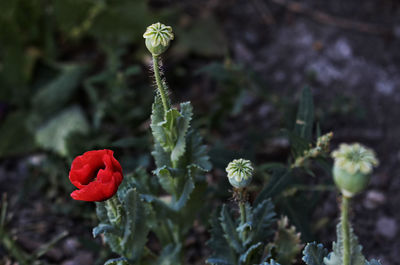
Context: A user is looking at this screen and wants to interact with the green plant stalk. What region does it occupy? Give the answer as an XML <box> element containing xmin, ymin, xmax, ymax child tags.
<box><xmin>341</xmin><ymin>195</ymin><xmax>350</xmax><ymax>265</ymax></box>
<box><xmin>151</xmin><ymin>54</ymin><xmax>184</xmax><ymax>264</ymax></box>
<box><xmin>152</xmin><ymin>55</ymin><xmax>170</xmax><ymax>113</ymax></box>
<box><xmin>239</xmin><ymin>201</ymin><xmax>247</xmax><ymax>240</ymax></box>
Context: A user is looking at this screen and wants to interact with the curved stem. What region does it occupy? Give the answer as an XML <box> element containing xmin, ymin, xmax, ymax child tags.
<box><xmin>341</xmin><ymin>195</ymin><xmax>350</xmax><ymax>265</ymax></box>
<box><xmin>152</xmin><ymin>55</ymin><xmax>170</xmax><ymax>113</ymax></box>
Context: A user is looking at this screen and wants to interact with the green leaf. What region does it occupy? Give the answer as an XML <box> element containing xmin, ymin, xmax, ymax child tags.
<box><xmin>104</xmin><ymin>257</ymin><xmax>130</xmax><ymax>265</ymax></box>
<box><xmin>154</xmin><ymin>166</ymin><xmax>178</xmax><ymax>196</ymax></box>
<box><xmin>122</xmin><ymin>188</ymin><xmax>149</xmax><ymax>261</ymax></box>
<box><xmin>32</xmin><ymin>64</ymin><xmax>88</xmax><ymax>116</ymax></box>
<box><xmin>294</xmin><ymin>86</ymin><xmax>314</xmax><ymax>141</ymax></box>
<box><xmin>220</xmin><ymin>205</ymin><xmax>243</xmax><ymax>254</ymax></box>
<box><xmin>35</xmin><ymin>106</ymin><xmax>89</xmax><ymax>156</ymax></box>
<box><xmin>170</xmin><ymin>173</ymin><xmax>195</xmax><ymax>211</ymax></box>
<box><xmin>160</xmin><ymin>108</ymin><xmax>181</xmax><ymax>149</ymax></box>
<box><xmin>239</xmin><ymin>242</ymin><xmax>263</xmax><ymax>265</ymax></box>
<box><xmin>157</xmin><ymin>244</ymin><xmax>182</xmax><ymax>265</ymax></box>
<box><xmin>246</xmin><ymin>199</ymin><xmax>276</xmax><ymax>245</ymax></box>
<box><xmin>151</xmin><ymin>99</ymin><xmax>194</xmax><ymax>164</ymax></box>
<box><xmin>93</xmin><ymin>224</ymin><xmax>119</xmax><ymax>238</ymax></box>
<box><xmin>206</xmin><ymin>211</ymin><xmax>237</xmax><ymax>265</ymax></box>
<box><xmin>302</xmin><ymin>242</ymin><xmax>328</xmax><ymax>265</ymax></box>
<box><xmin>271</xmin><ymin>216</ymin><xmax>303</xmax><ymax>265</ymax></box>
<box><xmin>152</xmin><ymin>141</ymin><xmax>171</xmax><ymax>168</ymax></box>
<box><xmin>170</xmin><ymin>102</ymin><xmax>192</xmax><ymax>163</ymax></box>
<box><xmin>158</xmin><ymin>103</ymin><xmax>193</xmax><ymax>163</ymax></box>
<box><xmin>104</xmin><ymin>232</ymin><xmax>124</xmax><ymax>255</ymax></box>
<box><xmin>324</xmin><ymin>222</ymin><xmax>365</xmax><ymax>265</ymax></box>
<box><xmin>185</xmin><ymin>130</ymin><xmax>212</xmax><ymax>172</ymax></box>
<box><xmin>95</xmin><ymin>202</ymin><xmax>109</xmax><ymax>223</ymax></box>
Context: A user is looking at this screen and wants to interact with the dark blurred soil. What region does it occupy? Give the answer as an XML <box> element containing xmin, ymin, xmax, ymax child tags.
<box><xmin>1</xmin><ymin>0</ymin><xmax>400</xmax><ymax>264</ymax></box>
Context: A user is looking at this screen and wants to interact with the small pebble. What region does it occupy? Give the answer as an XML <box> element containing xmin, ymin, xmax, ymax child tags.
<box><xmin>63</xmin><ymin>237</ymin><xmax>81</xmax><ymax>255</ymax></box>
<box><xmin>376</xmin><ymin>217</ymin><xmax>398</xmax><ymax>240</ymax></box>
<box><xmin>364</xmin><ymin>190</ymin><xmax>386</xmax><ymax>209</ymax></box>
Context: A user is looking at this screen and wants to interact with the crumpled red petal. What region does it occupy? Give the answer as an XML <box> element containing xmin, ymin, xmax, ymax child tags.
<box><xmin>68</xmin><ymin>149</ymin><xmax>123</xmax><ymax>202</ymax></box>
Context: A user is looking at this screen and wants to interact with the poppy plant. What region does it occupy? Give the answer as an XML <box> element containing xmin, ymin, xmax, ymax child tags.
<box><xmin>69</xmin><ymin>149</ymin><xmax>123</xmax><ymax>201</ymax></box>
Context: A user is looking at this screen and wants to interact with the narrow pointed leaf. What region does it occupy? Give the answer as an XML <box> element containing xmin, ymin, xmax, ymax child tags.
<box><xmin>239</xmin><ymin>242</ymin><xmax>263</xmax><ymax>265</ymax></box>
<box><xmin>294</xmin><ymin>86</ymin><xmax>314</xmax><ymax>141</ymax></box>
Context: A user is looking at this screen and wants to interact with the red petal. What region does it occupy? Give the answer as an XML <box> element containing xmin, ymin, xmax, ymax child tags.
<box><xmin>70</xmin><ymin>177</ymin><xmax>119</xmax><ymax>201</ymax></box>
<box><xmin>68</xmin><ymin>149</ymin><xmax>123</xmax><ymax>202</ymax></box>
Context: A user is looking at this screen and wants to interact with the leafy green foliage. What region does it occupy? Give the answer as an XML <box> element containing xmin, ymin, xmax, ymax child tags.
<box><xmin>301</xmin><ymin>223</ymin><xmax>382</xmax><ymax>265</ymax></box>
<box><xmin>207</xmin><ymin>199</ymin><xmax>300</xmax><ymax>265</ymax></box>
<box><xmin>207</xmin><ymin>211</ymin><xmax>237</xmax><ymax>265</ymax></box>
<box><xmin>150</xmin><ymin>95</ymin><xmax>211</xmax><ymax>211</ymax></box>
<box><xmin>156</xmin><ymin>102</ymin><xmax>193</xmax><ymax>163</ymax></box>
<box><xmin>267</xmin><ymin>216</ymin><xmax>303</xmax><ymax>265</ymax></box>
<box><xmin>94</xmin><ymin>184</ymin><xmax>151</xmax><ymax>264</ymax></box>
<box><xmin>324</xmin><ymin>222</ymin><xmax>365</xmax><ymax>265</ymax></box>
<box><xmin>302</xmin><ymin>242</ymin><xmax>328</xmax><ymax>265</ymax></box>
<box><xmin>246</xmin><ymin>199</ymin><xmax>276</xmax><ymax>245</ymax></box>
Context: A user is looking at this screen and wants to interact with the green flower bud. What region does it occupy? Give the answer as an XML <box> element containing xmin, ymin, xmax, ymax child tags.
<box><xmin>332</xmin><ymin>143</ymin><xmax>379</xmax><ymax>197</ymax></box>
<box><xmin>143</xmin><ymin>22</ymin><xmax>174</xmax><ymax>56</ymax></box>
<box><xmin>226</xmin><ymin>159</ymin><xmax>254</xmax><ymax>189</ymax></box>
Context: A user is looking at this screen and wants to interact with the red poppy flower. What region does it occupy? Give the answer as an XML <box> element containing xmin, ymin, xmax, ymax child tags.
<box><xmin>69</xmin><ymin>150</ymin><xmax>123</xmax><ymax>202</ymax></box>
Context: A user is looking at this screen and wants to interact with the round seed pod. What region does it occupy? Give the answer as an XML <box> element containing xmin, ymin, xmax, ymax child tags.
<box><xmin>332</xmin><ymin>143</ymin><xmax>378</xmax><ymax>197</ymax></box>
<box><xmin>143</xmin><ymin>22</ymin><xmax>174</xmax><ymax>56</ymax></box>
<box><xmin>226</xmin><ymin>159</ymin><xmax>254</xmax><ymax>189</ymax></box>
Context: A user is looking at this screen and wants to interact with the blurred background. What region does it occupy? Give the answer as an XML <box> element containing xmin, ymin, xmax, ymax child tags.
<box><xmin>0</xmin><ymin>0</ymin><xmax>399</xmax><ymax>264</ymax></box>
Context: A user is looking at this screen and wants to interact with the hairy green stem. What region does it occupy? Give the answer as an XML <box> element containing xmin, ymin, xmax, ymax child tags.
<box><xmin>239</xmin><ymin>201</ymin><xmax>247</xmax><ymax>240</ymax></box>
<box><xmin>152</xmin><ymin>55</ymin><xmax>170</xmax><ymax>113</ymax></box>
<box><xmin>239</xmin><ymin>202</ymin><xmax>246</xmax><ymax>224</ymax></box>
<box><xmin>341</xmin><ymin>195</ymin><xmax>350</xmax><ymax>265</ymax></box>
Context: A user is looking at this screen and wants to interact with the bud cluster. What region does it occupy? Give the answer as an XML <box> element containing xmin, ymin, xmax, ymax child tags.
<box><xmin>293</xmin><ymin>132</ymin><xmax>333</xmax><ymax>168</ymax></box>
